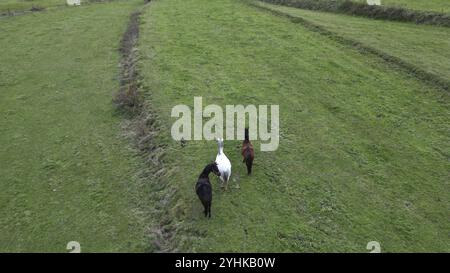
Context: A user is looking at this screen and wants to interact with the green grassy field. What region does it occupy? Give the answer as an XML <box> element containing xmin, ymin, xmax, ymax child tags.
<box><xmin>139</xmin><ymin>0</ymin><xmax>449</xmax><ymax>252</ymax></box>
<box><xmin>0</xmin><ymin>0</ymin><xmax>121</xmax><ymax>13</ymax></box>
<box><xmin>0</xmin><ymin>0</ymin><xmax>65</xmax><ymax>12</ymax></box>
<box><xmin>257</xmin><ymin>2</ymin><xmax>450</xmax><ymax>83</ymax></box>
<box><xmin>355</xmin><ymin>0</ymin><xmax>450</xmax><ymax>13</ymax></box>
<box><xmin>0</xmin><ymin>0</ymin><xmax>154</xmax><ymax>252</ymax></box>
<box><xmin>1</xmin><ymin>0</ymin><xmax>449</xmax><ymax>253</ymax></box>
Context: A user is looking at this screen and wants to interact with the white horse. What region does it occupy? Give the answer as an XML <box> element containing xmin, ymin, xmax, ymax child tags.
<box><xmin>215</xmin><ymin>138</ymin><xmax>231</xmax><ymax>190</ymax></box>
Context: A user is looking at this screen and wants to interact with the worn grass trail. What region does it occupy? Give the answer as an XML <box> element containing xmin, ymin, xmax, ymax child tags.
<box><xmin>139</xmin><ymin>0</ymin><xmax>450</xmax><ymax>252</ymax></box>
<box><xmin>0</xmin><ymin>0</ymin><xmax>152</xmax><ymax>252</ymax></box>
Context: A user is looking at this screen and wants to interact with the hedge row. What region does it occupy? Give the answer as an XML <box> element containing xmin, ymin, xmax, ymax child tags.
<box><xmin>260</xmin><ymin>0</ymin><xmax>450</xmax><ymax>27</ymax></box>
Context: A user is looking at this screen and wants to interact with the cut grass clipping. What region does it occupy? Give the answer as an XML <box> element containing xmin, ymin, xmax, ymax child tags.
<box><xmin>114</xmin><ymin>4</ymin><xmax>180</xmax><ymax>252</ymax></box>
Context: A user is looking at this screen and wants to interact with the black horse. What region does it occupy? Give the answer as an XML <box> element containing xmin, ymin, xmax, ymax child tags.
<box><xmin>196</xmin><ymin>162</ymin><xmax>220</xmax><ymax>218</ymax></box>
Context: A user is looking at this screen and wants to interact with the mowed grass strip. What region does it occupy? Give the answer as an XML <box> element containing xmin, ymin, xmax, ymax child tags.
<box><xmin>140</xmin><ymin>0</ymin><xmax>449</xmax><ymax>252</ymax></box>
<box><xmin>0</xmin><ymin>0</ymin><xmax>152</xmax><ymax>252</ymax></box>
<box><xmin>256</xmin><ymin>1</ymin><xmax>450</xmax><ymax>85</ymax></box>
